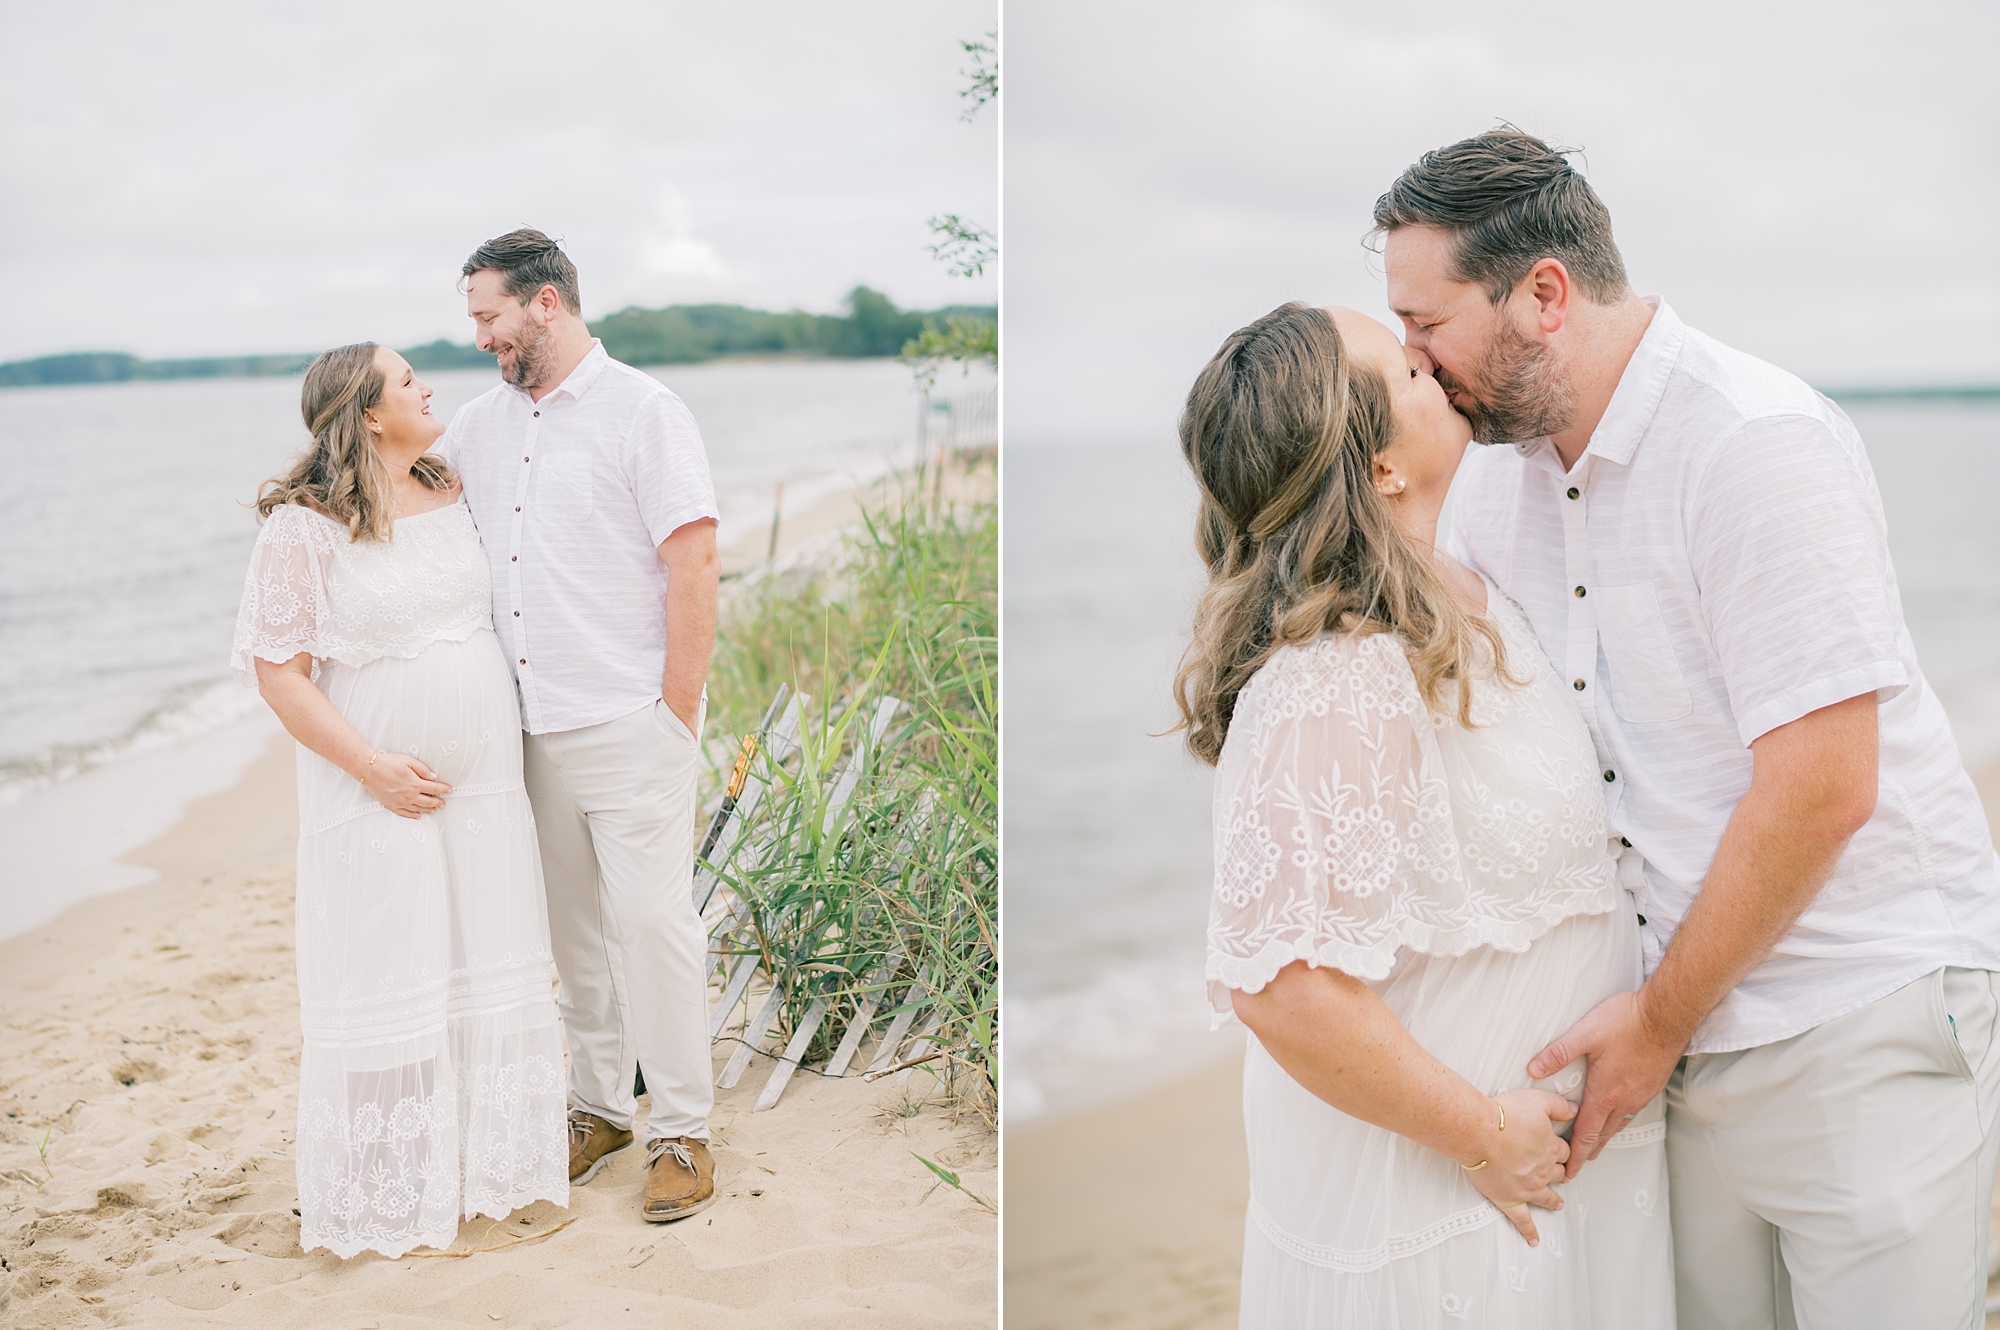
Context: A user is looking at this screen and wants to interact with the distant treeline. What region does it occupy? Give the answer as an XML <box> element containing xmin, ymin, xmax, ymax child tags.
<box><xmin>1824</xmin><ymin>385</ymin><xmax>2000</xmax><ymax>402</ymax></box>
<box><xmin>0</xmin><ymin>286</ymin><xmax>997</xmax><ymax>389</ymax></box>
<box><xmin>0</xmin><ymin>350</ymin><xmax>316</xmax><ymax>387</ymax></box>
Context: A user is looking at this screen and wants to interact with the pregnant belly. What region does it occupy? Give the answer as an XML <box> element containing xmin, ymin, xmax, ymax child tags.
<box><xmin>1379</xmin><ymin>907</ymin><xmax>1640</xmax><ymax>1099</ymax></box>
<box><xmin>314</xmin><ymin>629</ymin><xmax>523</xmax><ymax>789</ymax></box>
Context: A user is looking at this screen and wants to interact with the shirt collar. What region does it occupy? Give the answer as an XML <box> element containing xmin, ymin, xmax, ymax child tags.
<box><xmin>511</xmin><ymin>338</ymin><xmax>611</xmax><ymax>406</ymax></box>
<box><xmin>1506</xmin><ymin>295</ymin><xmax>1682</xmax><ymax>471</ymax></box>
<box><xmin>1579</xmin><ymin>295</ymin><xmax>1682</xmax><ymax>467</ymax></box>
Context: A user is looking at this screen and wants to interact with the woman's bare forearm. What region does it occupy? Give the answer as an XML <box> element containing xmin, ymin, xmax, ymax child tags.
<box><xmin>1234</xmin><ymin>960</ymin><xmax>1502</xmax><ymax>1167</ymax></box>
<box><xmin>254</xmin><ymin>657</ymin><xmax>375</xmax><ymax>778</ymax></box>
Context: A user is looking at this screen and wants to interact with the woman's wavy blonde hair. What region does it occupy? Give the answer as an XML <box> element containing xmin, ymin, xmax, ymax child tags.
<box><xmin>256</xmin><ymin>342</ymin><xmax>454</xmax><ymax>542</ymax></box>
<box><xmin>1172</xmin><ymin>302</ymin><xmax>1512</xmax><ymax>766</ymax></box>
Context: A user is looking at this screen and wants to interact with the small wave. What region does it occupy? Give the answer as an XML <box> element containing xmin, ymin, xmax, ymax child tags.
<box><xmin>0</xmin><ymin>677</ymin><xmax>265</xmax><ymax>808</ymax></box>
<box><xmin>1004</xmin><ymin>956</ymin><xmax>1236</xmax><ymax>1123</ymax></box>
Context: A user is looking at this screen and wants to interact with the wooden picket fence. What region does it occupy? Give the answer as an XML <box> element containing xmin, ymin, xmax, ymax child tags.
<box><xmin>691</xmin><ymin>685</ymin><xmax>954</xmax><ymax>1112</ymax></box>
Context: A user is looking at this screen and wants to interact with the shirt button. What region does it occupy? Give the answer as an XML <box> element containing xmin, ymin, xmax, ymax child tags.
<box><xmin>513</xmin><ymin>610</ymin><xmax>520</xmax><ymax>616</ymax></box>
<box><xmin>533</xmin><ymin>411</ymin><xmax>540</xmax><ymax>418</ymax></box>
<box><xmin>519</xmin><ymin>659</ymin><xmax>527</xmax><ymax>665</ymax></box>
<box><xmin>511</xmin><ymin>555</ymin><xmax>518</xmax><ymax>562</ymax></box>
<box><xmin>1573</xmin><ymin>679</ymin><xmax>1586</xmax><ymax>691</ymax></box>
<box><xmin>1574</xmin><ymin>585</ymin><xmax>1587</xmax><ymax>598</ymax></box>
<box><xmin>523</xmin><ymin>455</ymin><xmax>530</xmax><ymax>462</ymax></box>
<box><xmin>1603</xmin><ymin>769</ymin><xmax>1617</xmax><ymax>782</ymax></box>
<box><xmin>1567</xmin><ymin>487</ymin><xmax>1580</xmax><ymax>500</ymax></box>
<box><xmin>1621</xmin><ymin>837</ymin><xmax>1632</xmax><ymax>847</ymax></box>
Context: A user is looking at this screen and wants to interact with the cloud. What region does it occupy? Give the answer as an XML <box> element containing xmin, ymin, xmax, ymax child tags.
<box><xmin>0</xmin><ymin>0</ymin><xmax>998</xmax><ymax>360</ymax></box>
<box><xmin>635</xmin><ymin>191</ymin><xmax>740</xmax><ymax>284</ymax></box>
<box><xmin>1005</xmin><ymin>0</ymin><xmax>2000</xmax><ymax>441</ymax></box>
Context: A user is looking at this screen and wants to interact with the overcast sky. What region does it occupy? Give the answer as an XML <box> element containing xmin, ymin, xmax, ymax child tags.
<box><xmin>2</xmin><ymin>0</ymin><xmax>997</xmax><ymax>362</ymax></box>
<box><xmin>1007</xmin><ymin>0</ymin><xmax>2000</xmax><ymax>440</ymax></box>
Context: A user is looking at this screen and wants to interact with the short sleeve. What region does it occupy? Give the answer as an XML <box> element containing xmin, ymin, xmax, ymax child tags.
<box><xmin>624</xmin><ymin>388</ymin><xmax>719</xmax><ymax>547</ymax></box>
<box><xmin>229</xmin><ymin>505</ymin><xmax>337</xmax><ymax>686</ymax></box>
<box><xmin>1687</xmin><ymin>413</ymin><xmax>1908</xmax><ymax>746</ymax></box>
<box><xmin>1205</xmin><ymin>634</ymin><xmax>1468</xmax><ymax>1022</ymax></box>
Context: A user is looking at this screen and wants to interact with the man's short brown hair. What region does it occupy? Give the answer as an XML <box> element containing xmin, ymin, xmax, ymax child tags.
<box><xmin>1372</xmin><ymin>129</ymin><xmax>1630</xmax><ymax>305</ymax></box>
<box><xmin>462</xmin><ymin>227</ymin><xmax>582</xmax><ymax>315</ymax></box>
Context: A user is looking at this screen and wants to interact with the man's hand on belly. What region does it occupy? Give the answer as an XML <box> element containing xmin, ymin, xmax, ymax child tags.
<box><xmin>1527</xmin><ymin>989</ymin><xmax>1681</xmax><ymax>1179</ymax></box>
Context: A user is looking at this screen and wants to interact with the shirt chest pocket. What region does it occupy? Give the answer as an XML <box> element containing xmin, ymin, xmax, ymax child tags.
<box><xmin>535</xmin><ymin>452</ymin><xmax>593</xmax><ymax>520</ymax></box>
<box><xmin>1595</xmin><ymin>583</ymin><xmax>1694</xmax><ymax>724</ymax></box>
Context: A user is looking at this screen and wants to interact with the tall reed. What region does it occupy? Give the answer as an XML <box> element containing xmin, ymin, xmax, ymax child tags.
<box><xmin>704</xmin><ymin>460</ymin><xmax>997</xmax><ymax>1122</ymax></box>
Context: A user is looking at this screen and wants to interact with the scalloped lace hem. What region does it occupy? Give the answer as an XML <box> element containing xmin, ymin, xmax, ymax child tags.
<box><xmin>228</xmin><ymin>618</ymin><xmax>494</xmax><ymax>687</ymax></box>
<box><xmin>1206</xmin><ymin>891</ymin><xmax>1616</xmax><ymax>1028</ymax></box>
<box><xmin>301</xmin><ymin>1182</ymin><xmax>568</xmax><ymax>1261</ymax></box>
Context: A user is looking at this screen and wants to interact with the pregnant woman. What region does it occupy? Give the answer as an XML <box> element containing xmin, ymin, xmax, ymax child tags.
<box><xmin>232</xmin><ymin>343</ymin><xmax>568</xmax><ymax>1258</ymax></box>
<box><xmin>1177</xmin><ymin>303</ymin><xmax>1672</xmax><ymax>1326</ymax></box>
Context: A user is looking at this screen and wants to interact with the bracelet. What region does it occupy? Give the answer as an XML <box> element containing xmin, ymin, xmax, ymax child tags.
<box><xmin>359</xmin><ymin>751</ymin><xmax>379</xmax><ymax>781</ymax></box>
<box><xmin>1459</xmin><ymin>1098</ymin><xmax>1506</xmax><ymax>1172</ymax></box>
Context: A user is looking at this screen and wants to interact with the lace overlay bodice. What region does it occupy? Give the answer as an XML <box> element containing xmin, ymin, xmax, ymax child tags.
<box><xmin>1206</xmin><ymin>588</ymin><xmax>1619</xmax><ymax>1018</ymax></box>
<box><xmin>230</xmin><ymin>500</ymin><xmax>491</xmax><ymax>683</ymax></box>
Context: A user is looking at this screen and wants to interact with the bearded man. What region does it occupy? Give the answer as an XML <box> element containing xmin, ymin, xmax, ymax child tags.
<box><xmin>1379</xmin><ymin>129</ymin><xmax>2000</xmax><ymax>1329</ymax></box>
<box><xmin>435</xmin><ymin>228</ymin><xmax>722</xmax><ymax>1223</ymax></box>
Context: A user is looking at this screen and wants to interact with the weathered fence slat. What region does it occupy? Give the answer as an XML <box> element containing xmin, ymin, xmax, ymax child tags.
<box><xmin>708</xmin><ymin>949</ymin><xmax>765</xmax><ymax>1040</ymax></box>
<box><xmin>753</xmin><ymin>997</ymin><xmax>830</xmax><ymax>1112</ymax></box>
<box><xmin>718</xmin><ymin>982</ymin><xmax>787</xmax><ymax>1089</ymax></box>
<box><xmin>823</xmin><ymin>943</ymin><xmax>905</xmax><ymax>1078</ymax></box>
<box><xmin>893</xmin><ymin>944</ymin><xmax>989</xmax><ymax>1087</ymax></box>
<box><xmin>693</xmin><ymin>691</ymin><xmax>808</xmax><ymax>915</ymax></box>
<box><xmin>865</xmin><ymin>963</ymin><xmax>933</xmax><ymax>1077</ymax></box>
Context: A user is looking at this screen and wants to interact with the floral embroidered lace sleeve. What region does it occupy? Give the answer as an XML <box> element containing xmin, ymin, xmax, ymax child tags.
<box><xmin>230</xmin><ymin>502</ymin><xmax>339</xmax><ymax>683</ymax></box>
<box><xmin>1205</xmin><ymin>626</ymin><xmax>1617</xmax><ymax>1022</ymax></box>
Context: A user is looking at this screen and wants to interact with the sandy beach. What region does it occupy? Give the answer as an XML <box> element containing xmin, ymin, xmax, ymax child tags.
<box><xmin>0</xmin><ymin>476</ymin><xmax>997</xmax><ymax>1329</ymax></box>
<box><xmin>1005</xmin><ymin>761</ymin><xmax>2000</xmax><ymax>1328</ymax></box>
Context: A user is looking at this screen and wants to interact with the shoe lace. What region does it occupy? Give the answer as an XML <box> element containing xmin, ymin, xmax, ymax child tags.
<box><xmin>649</xmin><ymin>1137</ymin><xmax>694</xmax><ymax>1170</ymax></box>
<box><xmin>567</xmin><ymin>1110</ymin><xmax>596</xmax><ymax>1149</ymax></box>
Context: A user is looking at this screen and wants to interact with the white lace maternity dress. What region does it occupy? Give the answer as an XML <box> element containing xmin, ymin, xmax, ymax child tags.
<box><xmin>232</xmin><ymin>500</ymin><xmax>568</xmax><ymax>1259</ymax></box>
<box><xmin>1207</xmin><ymin>586</ymin><xmax>1674</xmax><ymax>1328</ymax></box>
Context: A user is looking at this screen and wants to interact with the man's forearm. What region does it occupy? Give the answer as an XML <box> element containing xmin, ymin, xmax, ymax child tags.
<box><xmin>1637</xmin><ymin>693</ymin><xmax>1879</xmax><ymax>1048</ymax></box>
<box><xmin>657</xmin><ymin>520</ymin><xmax>720</xmax><ymax>730</ymax></box>
<box><xmin>662</xmin><ymin>583</ymin><xmax>716</xmax><ymax>726</ymax></box>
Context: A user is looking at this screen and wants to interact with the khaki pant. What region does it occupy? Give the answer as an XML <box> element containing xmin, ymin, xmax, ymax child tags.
<box><xmin>1668</xmin><ymin>967</ymin><xmax>2000</xmax><ymax>1330</ymax></box>
<box><xmin>523</xmin><ymin>697</ymin><xmax>711</xmax><ymax>1143</ymax></box>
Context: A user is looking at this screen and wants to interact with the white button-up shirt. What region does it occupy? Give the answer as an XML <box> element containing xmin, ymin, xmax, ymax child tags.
<box><xmin>1448</xmin><ymin>297</ymin><xmax>2000</xmax><ymax>1053</ymax></box>
<box><xmin>436</xmin><ymin>341</ymin><xmax>719</xmax><ymax>735</ymax></box>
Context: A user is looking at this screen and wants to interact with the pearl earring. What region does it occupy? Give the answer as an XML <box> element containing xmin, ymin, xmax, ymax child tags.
<box><xmin>1396</xmin><ymin>479</ymin><xmax>1407</xmax><ymax>493</ymax></box>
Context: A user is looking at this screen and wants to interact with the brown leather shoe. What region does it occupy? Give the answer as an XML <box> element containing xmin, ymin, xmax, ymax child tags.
<box><xmin>568</xmin><ymin>1109</ymin><xmax>634</xmax><ymax>1184</ymax></box>
<box><xmin>642</xmin><ymin>1136</ymin><xmax>716</xmax><ymax>1222</ymax></box>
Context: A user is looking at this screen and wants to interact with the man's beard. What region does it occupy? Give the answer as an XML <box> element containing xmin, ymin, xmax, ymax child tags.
<box><xmin>499</xmin><ymin>317</ymin><xmax>553</xmax><ymax>389</ymax></box>
<box><xmin>1439</xmin><ymin>316</ymin><xmax>1575</xmax><ymax>446</ymax></box>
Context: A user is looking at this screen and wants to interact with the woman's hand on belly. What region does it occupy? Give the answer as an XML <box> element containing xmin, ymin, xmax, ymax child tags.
<box><xmin>1463</xmin><ymin>1089</ymin><xmax>1578</xmax><ymax>1245</ymax></box>
<box><xmin>256</xmin><ymin>652</ymin><xmax>452</xmax><ymax>819</ymax></box>
<box><xmin>361</xmin><ymin>752</ymin><xmax>453</xmax><ymax>819</ymax></box>
<box><xmin>1232</xmin><ymin>960</ymin><xmax>1575</xmax><ymax>1247</ymax></box>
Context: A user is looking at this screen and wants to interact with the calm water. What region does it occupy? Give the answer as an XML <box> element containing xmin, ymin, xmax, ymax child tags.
<box><xmin>1003</xmin><ymin>400</ymin><xmax>2000</xmax><ymax>1122</ymax></box>
<box><xmin>0</xmin><ymin>357</ymin><xmax>991</xmax><ymax>800</ymax></box>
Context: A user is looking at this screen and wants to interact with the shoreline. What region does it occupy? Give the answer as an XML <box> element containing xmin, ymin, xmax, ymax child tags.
<box><xmin>1005</xmin><ymin>758</ymin><xmax>2000</xmax><ymax>1327</ymax></box>
<box><xmin>0</xmin><ymin>462</ymin><xmax>967</xmax><ymax>946</ymax></box>
<box><xmin>0</xmin><ymin>469</ymin><xmax>997</xmax><ymax>1329</ymax></box>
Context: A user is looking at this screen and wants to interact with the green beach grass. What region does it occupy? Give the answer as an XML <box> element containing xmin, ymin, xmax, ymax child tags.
<box><xmin>702</xmin><ymin>455</ymin><xmax>997</xmax><ymax>1124</ymax></box>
